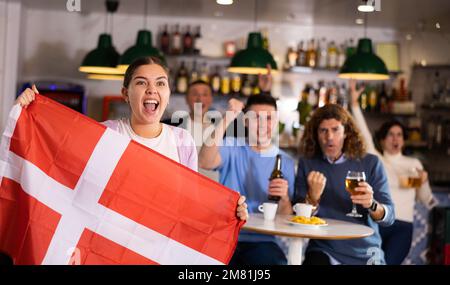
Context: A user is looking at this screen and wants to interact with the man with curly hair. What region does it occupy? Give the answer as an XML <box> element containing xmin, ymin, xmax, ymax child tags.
<box><xmin>295</xmin><ymin>104</ymin><xmax>395</xmax><ymax>265</ymax></box>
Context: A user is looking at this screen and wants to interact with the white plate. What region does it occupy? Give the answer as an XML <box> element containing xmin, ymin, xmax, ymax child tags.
<box><xmin>287</xmin><ymin>220</ymin><xmax>328</xmax><ymax>228</ymax></box>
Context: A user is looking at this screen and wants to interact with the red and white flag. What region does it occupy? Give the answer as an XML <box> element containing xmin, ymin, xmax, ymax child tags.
<box><xmin>0</xmin><ymin>95</ymin><xmax>243</xmax><ymax>265</ymax></box>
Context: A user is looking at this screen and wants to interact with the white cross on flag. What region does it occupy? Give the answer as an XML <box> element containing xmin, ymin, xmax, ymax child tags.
<box><xmin>0</xmin><ymin>95</ymin><xmax>243</xmax><ymax>265</ymax></box>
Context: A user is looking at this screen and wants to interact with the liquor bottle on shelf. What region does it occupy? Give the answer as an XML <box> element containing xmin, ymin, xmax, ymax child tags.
<box><xmin>160</xmin><ymin>24</ymin><xmax>170</xmax><ymax>55</ymax></box>
<box><xmin>368</xmin><ymin>87</ymin><xmax>378</xmax><ymax>112</ymax></box>
<box><xmin>327</xmin><ymin>41</ymin><xmax>338</xmax><ymax>69</ymax></box>
<box><xmin>262</xmin><ymin>28</ymin><xmax>270</xmax><ymax>50</ymax></box>
<box><xmin>360</xmin><ymin>88</ymin><xmax>368</xmax><ymax>112</ymax></box>
<box><xmin>297</xmin><ymin>84</ymin><xmax>313</xmax><ymax>125</ymax></box>
<box><xmin>346</xmin><ymin>38</ymin><xmax>356</xmax><ymax>58</ymax></box>
<box><xmin>397</xmin><ymin>78</ymin><xmax>408</xmax><ymax>101</ymax></box>
<box><xmin>199</xmin><ymin>62</ymin><xmax>209</xmax><ymax>83</ymax></box>
<box><xmin>175</xmin><ymin>61</ymin><xmax>188</xmax><ymax>94</ymax></box>
<box><xmin>252</xmin><ymin>81</ymin><xmax>261</xmax><ymax>95</ymax></box>
<box><xmin>220</xmin><ymin>71</ymin><xmax>230</xmax><ymax>96</ymax></box>
<box><xmin>190</xmin><ymin>60</ymin><xmax>199</xmax><ymax>83</ymax></box>
<box><xmin>338</xmin><ymin>44</ymin><xmax>346</xmax><ymax>68</ymax></box>
<box><xmin>379</xmin><ymin>83</ymin><xmax>388</xmax><ymax>113</ymax></box>
<box><xmin>171</xmin><ymin>24</ymin><xmax>182</xmax><ymax>55</ymax></box>
<box><xmin>296</xmin><ymin>41</ymin><xmax>306</xmax><ymax>67</ymax></box>
<box><xmin>193</xmin><ymin>25</ymin><xmax>202</xmax><ymax>55</ymax></box>
<box><xmin>268</xmin><ymin>154</ymin><xmax>284</xmax><ymax>203</ymax></box>
<box><xmin>317</xmin><ymin>37</ymin><xmax>328</xmax><ymax>69</ymax></box>
<box><xmin>338</xmin><ymin>83</ymin><xmax>349</xmax><ymax>110</ymax></box>
<box><xmin>306</xmin><ymin>39</ymin><xmax>317</xmax><ymax>68</ymax></box>
<box><xmin>183</xmin><ymin>25</ymin><xmax>193</xmax><ymax>54</ymax></box>
<box><xmin>210</xmin><ymin>66</ymin><xmax>221</xmax><ymax>95</ymax></box>
<box><xmin>286</xmin><ymin>46</ymin><xmax>298</xmax><ymax>69</ymax></box>
<box><xmin>328</xmin><ymin>81</ymin><xmax>338</xmax><ymax>105</ymax></box>
<box><xmin>317</xmin><ymin>81</ymin><xmax>327</xmax><ymax>108</ymax></box>
<box><xmin>241</xmin><ymin>75</ymin><xmax>253</xmax><ymax>97</ymax></box>
<box><xmin>231</xmin><ymin>74</ymin><xmax>242</xmax><ymax>95</ymax></box>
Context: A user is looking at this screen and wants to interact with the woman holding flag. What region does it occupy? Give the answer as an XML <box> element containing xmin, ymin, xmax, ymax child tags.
<box><xmin>15</xmin><ymin>56</ymin><xmax>248</xmax><ymax>222</ymax></box>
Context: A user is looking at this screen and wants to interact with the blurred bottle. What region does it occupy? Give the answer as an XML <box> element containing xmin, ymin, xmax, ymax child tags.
<box><xmin>327</xmin><ymin>41</ymin><xmax>338</xmax><ymax>69</ymax></box>
<box><xmin>368</xmin><ymin>87</ymin><xmax>378</xmax><ymax>112</ymax></box>
<box><xmin>286</xmin><ymin>46</ymin><xmax>298</xmax><ymax>69</ymax></box>
<box><xmin>190</xmin><ymin>60</ymin><xmax>199</xmax><ymax>83</ymax></box>
<box><xmin>360</xmin><ymin>88</ymin><xmax>368</xmax><ymax>111</ymax></box>
<box><xmin>210</xmin><ymin>66</ymin><xmax>221</xmax><ymax>95</ymax></box>
<box><xmin>183</xmin><ymin>25</ymin><xmax>193</xmax><ymax>54</ymax></box>
<box><xmin>317</xmin><ymin>38</ymin><xmax>328</xmax><ymax>69</ymax></box>
<box><xmin>338</xmin><ymin>44</ymin><xmax>346</xmax><ymax>68</ymax></box>
<box><xmin>252</xmin><ymin>87</ymin><xmax>261</xmax><ymax>95</ymax></box>
<box><xmin>231</xmin><ymin>74</ymin><xmax>242</xmax><ymax>95</ymax></box>
<box><xmin>296</xmin><ymin>41</ymin><xmax>307</xmax><ymax>67</ymax></box>
<box><xmin>379</xmin><ymin>83</ymin><xmax>388</xmax><ymax>113</ymax></box>
<box><xmin>241</xmin><ymin>75</ymin><xmax>253</xmax><ymax>97</ymax></box>
<box><xmin>306</xmin><ymin>39</ymin><xmax>317</xmax><ymax>68</ymax></box>
<box><xmin>262</xmin><ymin>28</ymin><xmax>270</xmax><ymax>50</ymax></box>
<box><xmin>199</xmin><ymin>62</ymin><xmax>209</xmax><ymax>83</ymax></box>
<box><xmin>338</xmin><ymin>83</ymin><xmax>349</xmax><ymax>110</ymax></box>
<box><xmin>176</xmin><ymin>61</ymin><xmax>188</xmax><ymax>94</ymax></box>
<box><xmin>193</xmin><ymin>25</ymin><xmax>202</xmax><ymax>55</ymax></box>
<box><xmin>317</xmin><ymin>81</ymin><xmax>327</xmax><ymax>108</ymax></box>
<box><xmin>171</xmin><ymin>24</ymin><xmax>182</xmax><ymax>55</ymax></box>
<box><xmin>297</xmin><ymin>84</ymin><xmax>313</xmax><ymax>125</ymax></box>
<box><xmin>398</xmin><ymin>78</ymin><xmax>408</xmax><ymax>101</ymax></box>
<box><xmin>160</xmin><ymin>24</ymin><xmax>170</xmax><ymax>54</ymax></box>
<box><xmin>328</xmin><ymin>81</ymin><xmax>338</xmax><ymax>105</ymax></box>
<box><xmin>346</xmin><ymin>39</ymin><xmax>356</xmax><ymax>58</ymax></box>
<box><xmin>220</xmin><ymin>71</ymin><xmax>230</xmax><ymax>96</ymax></box>
<box><xmin>308</xmin><ymin>84</ymin><xmax>319</xmax><ymax>108</ymax></box>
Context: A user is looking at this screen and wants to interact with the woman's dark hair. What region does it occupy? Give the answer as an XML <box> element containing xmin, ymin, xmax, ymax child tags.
<box><xmin>299</xmin><ymin>104</ymin><xmax>366</xmax><ymax>159</ymax></box>
<box><xmin>375</xmin><ymin>120</ymin><xmax>407</xmax><ymax>153</ymax></box>
<box><xmin>243</xmin><ymin>94</ymin><xmax>278</xmax><ymax>113</ymax></box>
<box><xmin>123</xmin><ymin>56</ymin><xmax>169</xmax><ymax>88</ymax></box>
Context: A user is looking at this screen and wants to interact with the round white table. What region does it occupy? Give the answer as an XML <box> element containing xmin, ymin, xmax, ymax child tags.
<box><xmin>242</xmin><ymin>213</ymin><xmax>375</xmax><ymax>265</ymax></box>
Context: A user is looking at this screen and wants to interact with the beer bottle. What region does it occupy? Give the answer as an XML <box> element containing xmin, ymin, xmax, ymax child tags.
<box><xmin>268</xmin><ymin>154</ymin><xmax>284</xmax><ymax>202</ymax></box>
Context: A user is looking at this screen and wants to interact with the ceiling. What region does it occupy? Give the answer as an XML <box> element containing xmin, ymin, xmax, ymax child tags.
<box><xmin>19</xmin><ymin>0</ymin><xmax>450</xmax><ymax>33</ymax></box>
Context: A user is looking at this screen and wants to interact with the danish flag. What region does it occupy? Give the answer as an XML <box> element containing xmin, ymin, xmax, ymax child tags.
<box><xmin>0</xmin><ymin>95</ymin><xmax>243</xmax><ymax>265</ymax></box>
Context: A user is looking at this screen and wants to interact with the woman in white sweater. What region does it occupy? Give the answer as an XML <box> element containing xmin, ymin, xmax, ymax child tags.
<box><xmin>349</xmin><ymin>80</ymin><xmax>437</xmax><ymax>265</ymax></box>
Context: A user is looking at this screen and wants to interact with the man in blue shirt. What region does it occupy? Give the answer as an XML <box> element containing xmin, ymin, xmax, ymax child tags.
<box><xmin>296</xmin><ymin>104</ymin><xmax>395</xmax><ymax>265</ymax></box>
<box><xmin>199</xmin><ymin>95</ymin><xmax>296</xmax><ymax>265</ymax></box>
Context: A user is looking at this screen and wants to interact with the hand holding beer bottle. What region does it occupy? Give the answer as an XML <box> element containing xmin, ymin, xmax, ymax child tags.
<box><xmin>268</xmin><ymin>154</ymin><xmax>289</xmax><ymax>203</ymax></box>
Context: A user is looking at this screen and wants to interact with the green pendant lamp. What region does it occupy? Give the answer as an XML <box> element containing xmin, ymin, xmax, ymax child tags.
<box><xmin>227</xmin><ymin>32</ymin><xmax>278</xmax><ymax>74</ymax></box>
<box><xmin>79</xmin><ymin>34</ymin><xmax>122</xmax><ymax>75</ymax></box>
<box><xmin>79</xmin><ymin>0</ymin><xmax>122</xmax><ymax>76</ymax></box>
<box><xmin>117</xmin><ymin>30</ymin><xmax>165</xmax><ymax>73</ymax></box>
<box><xmin>338</xmin><ymin>38</ymin><xmax>389</xmax><ymax>80</ymax></box>
<box><xmin>227</xmin><ymin>0</ymin><xmax>277</xmax><ymax>75</ymax></box>
<box><xmin>339</xmin><ymin>12</ymin><xmax>388</xmax><ymax>80</ymax></box>
<box><xmin>117</xmin><ymin>0</ymin><xmax>165</xmax><ymax>73</ymax></box>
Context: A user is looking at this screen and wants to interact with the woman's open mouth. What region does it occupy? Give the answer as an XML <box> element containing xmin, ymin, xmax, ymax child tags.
<box><xmin>143</xmin><ymin>99</ymin><xmax>160</xmax><ymax>114</ymax></box>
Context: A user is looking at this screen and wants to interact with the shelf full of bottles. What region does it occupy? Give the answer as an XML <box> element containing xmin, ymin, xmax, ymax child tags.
<box><xmin>296</xmin><ymin>78</ymin><xmax>430</xmax><ymax>145</ymax></box>
<box><xmin>283</xmin><ymin>38</ymin><xmax>354</xmax><ymax>73</ymax></box>
<box><xmin>169</xmin><ymin>60</ymin><xmax>266</xmax><ymax>97</ymax></box>
<box><xmin>156</xmin><ymin>23</ymin><xmax>269</xmax><ymax>97</ymax></box>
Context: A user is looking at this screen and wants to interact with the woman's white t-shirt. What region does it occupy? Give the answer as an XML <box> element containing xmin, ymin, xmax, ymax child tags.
<box><xmin>116</xmin><ymin>118</ymin><xmax>180</xmax><ymax>164</ymax></box>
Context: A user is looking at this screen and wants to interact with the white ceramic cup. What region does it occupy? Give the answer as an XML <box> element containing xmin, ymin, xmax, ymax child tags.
<box><xmin>292</xmin><ymin>203</ymin><xmax>313</xmax><ymax>218</ymax></box>
<box><xmin>258</xmin><ymin>202</ymin><xmax>278</xmax><ymax>221</ymax></box>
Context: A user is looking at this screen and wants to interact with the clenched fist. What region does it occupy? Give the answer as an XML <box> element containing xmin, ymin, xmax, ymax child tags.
<box><xmin>307</xmin><ymin>171</ymin><xmax>327</xmax><ymax>203</ymax></box>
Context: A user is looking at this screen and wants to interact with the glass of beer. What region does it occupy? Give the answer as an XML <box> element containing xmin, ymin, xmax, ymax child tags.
<box><xmin>399</xmin><ymin>168</ymin><xmax>422</xmax><ymax>189</ymax></box>
<box><xmin>345</xmin><ymin>171</ymin><xmax>366</xmax><ymax>218</ymax></box>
